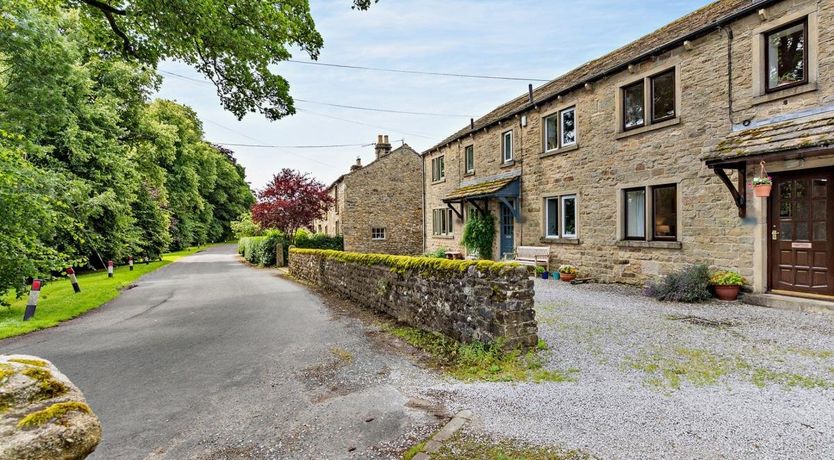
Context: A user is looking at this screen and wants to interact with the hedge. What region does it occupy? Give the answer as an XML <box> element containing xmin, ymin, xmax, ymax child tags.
<box><xmin>289</xmin><ymin>248</ymin><xmax>522</xmax><ymax>275</ymax></box>
<box><xmin>239</xmin><ymin>230</ymin><xmax>344</xmax><ymax>267</ymax></box>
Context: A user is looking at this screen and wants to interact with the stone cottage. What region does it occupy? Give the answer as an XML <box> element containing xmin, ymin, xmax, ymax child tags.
<box><xmin>316</xmin><ymin>135</ymin><xmax>423</xmax><ymax>255</ymax></box>
<box><xmin>423</xmin><ymin>0</ymin><xmax>834</xmax><ymax>308</ymax></box>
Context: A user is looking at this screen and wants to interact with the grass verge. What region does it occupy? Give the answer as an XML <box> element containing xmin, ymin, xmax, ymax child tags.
<box><xmin>381</xmin><ymin>322</ymin><xmax>577</xmax><ymax>383</ymax></box>
<box><xmin>408</xmin><ymin>432</ymin><xmax>593</xmax><ymax>460</ymax></box>
<box><xmin>0</xmin><ymin>246</ymin><xmax>207</xmax><ymax>340</ymax></box>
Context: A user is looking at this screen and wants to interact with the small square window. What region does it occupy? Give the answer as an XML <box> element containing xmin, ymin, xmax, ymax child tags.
<box><xmin>464</xmin><ymin>145</ymin><xmax>474</xmax><ymax>173</ymax></box>
<box><xmin>502</xmin><ymin>131</ymin><xmax>513</xmax><ymax>163</ymax></box>
<box><xmin>371</xmin><ymin>227</ymin><xmax>386</xmax><ymax>240</ymax></box>
<box><xmin>543</xmin><ymin>195</ymin><xmax>577</xmax><ymax>239</ymax></box>
<box><xmin>765</xmin><ymin>19</ymin><xmax>808</xmax><ymax>92</ymax></box>
<box><xmin>432</xmin><ymin>208</ymin><xmax>454</xmax><ymax>236</ymax></box>
<box><xmin>650</xmin><ymin>70</ymin><xmax>676</xmax><ymax>123</ymax></box>
<box><xmin>622</xmin><ymin>81</ymin><xmax>645</xmax><ymax>131</ymax></box>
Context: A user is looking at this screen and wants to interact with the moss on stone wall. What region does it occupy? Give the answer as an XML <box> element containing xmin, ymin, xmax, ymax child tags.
<box><xmin>17</xmin><ymin>401</ymin><xmax>92</xmax><ymax>429</ymax></box>
<box><xmin>290</xmin><ymin>248</ymin><xmax>522</xmax><ymax>275</ymax></box>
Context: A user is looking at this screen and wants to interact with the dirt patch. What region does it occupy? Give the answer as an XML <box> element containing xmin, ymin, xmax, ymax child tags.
<box><xmin>666</xmin><ymin>314</ymin><xmax>738</xmax><ymax>328</ymax></box>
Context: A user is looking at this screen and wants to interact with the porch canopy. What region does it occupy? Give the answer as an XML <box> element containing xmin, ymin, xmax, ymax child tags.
<box><xmin>703</xmin><ymin>112</ymin><xmax>834</xmax><ymax>218</ymax></box>
<box><xmin>442</xmin><ymin>176</ymin><xmax>520</xmax><ymax>220</ymax></box>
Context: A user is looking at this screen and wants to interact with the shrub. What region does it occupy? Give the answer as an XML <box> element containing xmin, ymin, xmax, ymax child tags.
<box><xmin>644</xmin><ymin>264</ymin><xmax>711</xmax><ymax>303</ymax></box>
<box><xmin>535</xmin><ymin>266</ymin><xmax>546</xmax><ymax>275</ymax></box>
<box><xmin>230</xmin><ymin>212</ymin><xmax>262</xmax><ymax>239</ymax></box>
<box><xmin>710</xmin><ymin>270</ymin><xmax>745</xmax><ymax>286</ymax></box>
<box><xmin>423</xmin><ymin>247</ymin><xmax>448</xmax><ymax>259</ymax></box>
<box><xmin>462</xmin><ymin>212</ymin><xmax>495</xmax><ymax>260</ymax></box>
<box><xmin>557</xmin><ymin>264</ymin><xmax>577</xmax><ymax>275</ymax></box>
<box><xmin>293</xmin><ymin>229</ymin><xmax>344</xmax><ymax>251</ymax></box>
<box><xmin>238</xmin><ymin>230</ymin><xmax>289</xmax><ymax>266</ymax></box>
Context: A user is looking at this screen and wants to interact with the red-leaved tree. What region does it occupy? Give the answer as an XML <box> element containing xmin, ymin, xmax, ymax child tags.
<box><xmin>251</xmin><ymin>169</ymin><xmax>333</xmax><ymax>235</ymax></box>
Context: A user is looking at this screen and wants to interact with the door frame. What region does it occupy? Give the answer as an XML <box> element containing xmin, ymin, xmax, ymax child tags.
<box><xmin>499</xmin><ymin>199</ymin><xmax>516</xmax><ymax>260</ymax></box>
<box><xmin>766</xmin><ymin>166</ymin><xmax>834</xmax><ymax>297</ymax></box>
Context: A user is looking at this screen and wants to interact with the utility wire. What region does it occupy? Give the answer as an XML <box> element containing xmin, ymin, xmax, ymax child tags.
<box><xmin>216</xmin><ymin>142</ymin><xmax>375</xmax><ymax>149</ymax></box>
<box><xmin>295</xmin><ymin>108</ymin><xmax>436</xmax><ymax>140</ymax></box>
<box><xmin>285</xmin><ymin>59</ymin><xmax>550</xmax><ymax>82</ymax></box>
<box><xmin>160</xmin><ymin>70</ymin><xmax>476</xmax><ymax>118</ymax></box>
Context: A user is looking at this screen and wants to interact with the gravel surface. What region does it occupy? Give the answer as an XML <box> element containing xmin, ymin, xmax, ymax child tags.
<box><xmin>421</xmin><ymin>280</ymin><xmax>834</xmax><ymax>459</ymax></box>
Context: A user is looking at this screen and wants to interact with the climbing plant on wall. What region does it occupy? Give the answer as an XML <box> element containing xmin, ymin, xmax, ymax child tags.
<box><xmin>462</xmin><ymin>212</ymin><xmax>495</xmax><ymax>260</ymax></box>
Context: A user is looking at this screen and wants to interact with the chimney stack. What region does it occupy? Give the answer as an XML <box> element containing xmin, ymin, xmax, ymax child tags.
<box><xmin>350</xmin><ymin>156</ymin><xmax>362</xmax><ymax>171</ymax></box>
<box><xmin>375</xmin><ymin>134</ymin><xmax>392</xmax><ymax>159</ymax></box>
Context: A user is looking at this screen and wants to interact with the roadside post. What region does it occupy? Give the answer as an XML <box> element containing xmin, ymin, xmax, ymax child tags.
<box><xmin>67</xmin><ymin>267</ymin><xmax>81</xmax><ymax>293</ymax></box>
<box><xmin>107</xmin><ymin>260</ymin><xmax>114</xmax><ymax>278</ymax></box>
<box><xmin>23</xmin><ymin>280</ymin><xmax>42</xmax><ymax>321</ymax></box>
<box><xmin>129</xmin><ymin>256</ymin><xmax>134</xmax><ymax>271</ymax></box>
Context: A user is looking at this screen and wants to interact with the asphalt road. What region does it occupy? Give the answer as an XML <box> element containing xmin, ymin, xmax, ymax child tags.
<box><xmin>0</xmin><ymin>245</ymin><xmax>443</xmax><ymax>459</ymax></box>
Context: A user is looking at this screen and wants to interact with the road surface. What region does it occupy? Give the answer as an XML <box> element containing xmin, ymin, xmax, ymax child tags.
<box><xmin>0</xmin><ymin>245</ymin><xmax>443</xmax><ymax>459</ymax></box>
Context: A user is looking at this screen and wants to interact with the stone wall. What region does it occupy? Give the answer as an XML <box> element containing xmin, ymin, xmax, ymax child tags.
<box><xmin>289</xmin><ymin>249</ymin><xmax>538</xmax><ymax>349</ymax></box>
<box><xmin>423</xmin><ymin>0</ymin><xmax>831</xmax><ymax>290</ymax></box>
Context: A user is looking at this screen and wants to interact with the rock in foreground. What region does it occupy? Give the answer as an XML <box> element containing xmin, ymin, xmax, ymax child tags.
<box><xmin>0</xmin><ymin>354</ymin><xmax>101</xmax><ymax>459</ymax></box>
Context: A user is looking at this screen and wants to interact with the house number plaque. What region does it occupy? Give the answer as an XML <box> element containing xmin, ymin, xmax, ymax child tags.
<box><xmin>791</xmin><ymin>242</ymin><xmax>813</xmax><ymax>249</ymax></box>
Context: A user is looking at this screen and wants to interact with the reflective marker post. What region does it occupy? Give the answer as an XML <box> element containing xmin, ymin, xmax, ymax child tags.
<box><xmin>107</xmin><ymin>260</ymin><xmax>114</xmax><ymax>278</ymax></box>
<box><xmin>67</xmin><ymin>267</ymin><xmax>81</xmax><ymax>293</ymax></box>
<box><xmin>23</xmin><ymin>279</ymin><xmax>42</xmax><ymax>321</ymax></box>
<box><xmin>129</xmin><ymin>256</ymin><xmax>134</xmax><ymax>271</ymax></box>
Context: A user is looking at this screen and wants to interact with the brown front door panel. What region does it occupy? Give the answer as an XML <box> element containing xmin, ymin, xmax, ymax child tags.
<box><xmin>769</xmin><ymin>168</ymin><xmax>834</xmax><ymax>296</ymax></box>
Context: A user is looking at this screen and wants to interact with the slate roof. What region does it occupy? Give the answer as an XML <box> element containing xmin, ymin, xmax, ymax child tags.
<box><xmin>424</xmin><ymin>0</ymin><xmax>770</xmax><ymax>154</ymax></box>
<box><xmin>326</xmin><ymin>144</ymin><xmax>418</xmax><ymax>190</ymax></box>
<box><xmin>443</xmin><ymin>177</ymin><xmax>517</xmax><ymax>202</ymax></box>
<box><xmin>704</xmin><ymin>114</ymin><xmax>834</xmax><ymax>162</ymax></box>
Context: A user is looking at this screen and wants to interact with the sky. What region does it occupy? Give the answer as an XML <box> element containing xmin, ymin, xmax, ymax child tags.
<box><xmin>156</xmin><ymin>0</ymin><xmax>711</xmax><ymax>190</ymax></box>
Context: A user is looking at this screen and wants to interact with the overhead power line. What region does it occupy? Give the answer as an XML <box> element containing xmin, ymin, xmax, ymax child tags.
<box><xmin>160</xmin><ymin>70</ymin><xmax>475</xmax><ymax>118</ymax></box>
<box><xmin>286</xmin><ymin>59</ymin><xmax>550</xmax><ymax>82</ymax></box>
<box><xmin>215</xmin><ymin>142</ymin><xmax>375</xmax><ymax>149</ymax></box>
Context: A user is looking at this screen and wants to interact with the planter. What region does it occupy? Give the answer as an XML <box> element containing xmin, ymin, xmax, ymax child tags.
<box><xmin>552</xmin><ymin>272</ymin><xmax>560</xmax><ymax>280</ymax></box>
<box><xmin>753</xmin><ymin>184</ymin><xmax>772</xmax><ymax>198</ymax></box>
<box><xmin>713</xmin><ymin>284</ymin><xmax>741</xmax><ymax>301</ymax></box>
<box><xmin>560</xmin><ymin>273</ymin><xmax>576</xmax><ymax>282</ymax></box>
<box><xmin>541</xmin><ymin>271</ymin><xmax>549</xmax><ymax>280</ymax></box>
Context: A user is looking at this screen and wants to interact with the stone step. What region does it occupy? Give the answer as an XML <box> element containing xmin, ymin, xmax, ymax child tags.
<box><xmin>743</xmin><ymin>293</ymin><xmax>834</xmax><ymax>314</ymax></box>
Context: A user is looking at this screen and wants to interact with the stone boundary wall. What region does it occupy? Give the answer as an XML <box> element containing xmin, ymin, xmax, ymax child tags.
<box><xmin>289</xmin><ymin>249</ymin><xmax>538</xmax><ymax>349</ymax></box>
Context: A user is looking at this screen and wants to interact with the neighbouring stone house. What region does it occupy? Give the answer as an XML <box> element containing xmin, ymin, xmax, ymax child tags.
<box><xmin>423</xmin><ymin>0</ymin><xmax>834</xmax><ymax>306</ymax></box>
<box><xmin>315</xmin><ymin>135</ymin><xmax>423</xmax><ymax>255</ymax></box>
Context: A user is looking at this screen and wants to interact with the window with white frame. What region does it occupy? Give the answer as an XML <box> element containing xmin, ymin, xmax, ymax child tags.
<box><xmin>502</xmin><ymin>130</ymin><xmax>513</xmax><ymax>163</ymax></box>
<box><xmin>544</xmin><ymin>194</ymin><xmax>577</xmax><ymax>239</ymax></box>
<box><xmin>765</xmin><ymin>18</ymin><xmax>808</xmax><ymax>92</ymax></box>
<box><xmin>431</xmin><ymin>156</ymin><xmax>445</xmax><ymax>182</ymax></box>
<box><xmin>432</xmin><ymin>208</ymin><xmax>454</xmax><ymax>236</ymax></box>
<box><xmin>464</xmin><ymin>145</ymin><xmax>474</xmax><ymax>174</ymax></box>
<box><xmin>371</xmin><ymin>227</ymin><xmax>386</xmax><ymax>240</ymax></box>
<box><xmin>623</xmin><ymin>184</ymin><xmax>677</xmax><ymax>241</ymax></box>
<box><xmin>543</xmin><ymin>106</ymin><xmax>577</xmax><ymax>152</ymax></box>
<box><xmin>621</xmin><ymin>68</ymin><xmax>677</xmax><ymax>132</ymax></box>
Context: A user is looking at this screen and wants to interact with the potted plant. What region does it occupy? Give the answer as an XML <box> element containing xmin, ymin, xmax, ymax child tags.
<box><xmin>709</xmin><ymin>270</ymin><xmax>745</xmax><ymax>301</ymax></box>
<box><xmin>558</xmin><ymin>264</ymin><xmax>578</xmax><ymax>282</ymax></box>
<box><xmin>752</xmin><ymin>161</ymin><xmax>772</xmax><ymax>198</ymax></box>
<box><xmin>535</xmin><ymin>266</ymin><xmax>549</xmax><ymax>280</ymax></box>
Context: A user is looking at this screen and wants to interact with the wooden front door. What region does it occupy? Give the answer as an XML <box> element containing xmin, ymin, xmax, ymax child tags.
<box><xmin>769</xmin><ymin>168</ymin><xmax>834</xmax><ymax>297</ymax></box>
<box><xmin>499</xmin><ymin>200</ymin><xmax>515</xmax><ymax>260</ymax></box>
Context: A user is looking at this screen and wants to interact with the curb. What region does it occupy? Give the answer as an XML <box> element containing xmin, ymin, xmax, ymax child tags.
<box><xmin>412</xmin><ymin>409</ymin><xmax>473</xmax><ymax>460</ymax></box>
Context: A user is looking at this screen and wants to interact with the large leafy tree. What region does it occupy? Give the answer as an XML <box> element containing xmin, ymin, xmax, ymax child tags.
<box><xmin>56</xmin><ymin>0</ymin><xmax>374</xmax><ymax>121</ymax></box>
<box><xmin>252</xmin><ymin>169</ymin><xmax>332</xmax><ymax>236</ymax></box>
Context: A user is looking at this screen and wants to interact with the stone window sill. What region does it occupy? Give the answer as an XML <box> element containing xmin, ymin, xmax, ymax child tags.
<box><xmin>500</xmin><ymin>160</ymin><xmax>516</xmax><ymax>169</ymax></box>
<box><xmin>616</xmin><ymin>240</ymin><xmax>682</xmax><ymax>249</ymax></box>
<box><xmin>540</xmin><ymin>237</ymin><xmax>580</xmax><ymax>245</ymax></box>
<box><xmin>615</xmin><ymin>117</ymin><xmax>681</xmax><ymax>140</ymax></box>
<box><xmin>431</xmin><ymin>179</ymin><xmax>446</xmax><ymax>185</ymax></box>
<box><xmin>463</xmin><ymin>171</ymin><xmax>475</xmax><ymax>177</ymax></box>
<box><xmin>432</xmin><ymin>235</ymin><xmax>455</xmax><ymax>240</ymax></box>
<box><xmin>540</xmin><ymin>143</ymin><xmax>579</xmax><ymax>158</ymax></box>
<box><xmin>752</xmin><ymin>82</ymin><xmax>817</xmax><ymax>106</ymax></box>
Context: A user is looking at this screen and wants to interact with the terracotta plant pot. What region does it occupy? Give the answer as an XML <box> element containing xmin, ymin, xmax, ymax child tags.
<box><xmin>560</xmin><ymin>273</ymin><xmax>576</xmax><ymax>282</ymax></box>
<box><xmin>714</xmin><ymin>284</ymin><xmax>741</xmax><ymax>301</ymax></box>
<box><xmin>753</xmin><ymin>184</ymin><xmax>772</xmax><ymax>198</ymax></box>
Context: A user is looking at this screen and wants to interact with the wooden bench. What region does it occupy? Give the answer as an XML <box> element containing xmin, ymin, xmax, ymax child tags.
<box><xmin>510</xmin><ymin>246</ymin><xmax>551</xmax><ymax>272</ymax></box>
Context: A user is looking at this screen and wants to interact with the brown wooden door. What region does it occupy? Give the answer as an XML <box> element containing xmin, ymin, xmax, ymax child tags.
<box><xmin>769</xmin><ymin>168</ymin><xmax>834</xmax><ymax>296</ymax></box>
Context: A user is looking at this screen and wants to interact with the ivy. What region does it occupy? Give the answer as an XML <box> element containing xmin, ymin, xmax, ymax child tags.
<box><xmin>462</xmin><ymin>212</ymin><xmax>496</xmax><ymax>260</ymax></box>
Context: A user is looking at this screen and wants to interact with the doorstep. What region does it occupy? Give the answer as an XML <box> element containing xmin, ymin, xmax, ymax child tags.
<box><xmin>742</xmin><ymin>293</ymin><xmax>834</xmax><ymax>314</ymax></box>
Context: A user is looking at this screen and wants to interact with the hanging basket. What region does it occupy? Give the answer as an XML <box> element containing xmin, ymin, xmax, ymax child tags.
<box><xmin>752</xmin><ymin>161</ymin><xmax>773</xmax><ymax>198</ymax></box>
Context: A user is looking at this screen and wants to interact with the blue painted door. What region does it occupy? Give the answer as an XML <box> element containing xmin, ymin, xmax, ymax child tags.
<box><xmin>500</xmin><ymin>200</ymin><xmax>515</xmax><ymax>259</ymax></box>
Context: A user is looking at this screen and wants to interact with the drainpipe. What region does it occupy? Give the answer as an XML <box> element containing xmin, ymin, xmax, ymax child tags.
<box><xmin>721</xmin><ymin>25</ymin><xmax>735</xmax><ymax>124</ymax></box>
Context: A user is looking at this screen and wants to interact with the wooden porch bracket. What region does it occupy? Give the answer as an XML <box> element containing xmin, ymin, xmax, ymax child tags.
<box><xmin>712</xmin><ymin>163</ymin><xmax>747</xmax><ymax>218</ymax></box>
<box><xmin>446</xmin><ymin>202</ymin><xmax>464</xmax><ymax>219</ymax></box>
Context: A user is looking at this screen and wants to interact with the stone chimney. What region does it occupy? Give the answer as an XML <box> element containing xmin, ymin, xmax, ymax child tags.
<box><xmin>350</xmin><ymin>156</ymin><xmax>362</xmax><ymax>172</ymax></box>
<box><xmin>374</xmin><ymin>134</ymin><xmax>391</xmax><ymax>159</ymax></box>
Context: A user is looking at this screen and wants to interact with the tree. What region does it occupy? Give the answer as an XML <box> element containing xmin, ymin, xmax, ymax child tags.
<box><xmin>251</xmin><ymin>169</ymin><xmax>332</xmax><ymax>236</ymax></box>
<box><xmin>47</xmin><ymin>0</ymin><xmax>374</xmax><ymax>121</ymax></box>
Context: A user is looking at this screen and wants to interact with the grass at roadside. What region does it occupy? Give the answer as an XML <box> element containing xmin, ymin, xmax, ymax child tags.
<box><xmin>381</xmin><ymin>322</ymin><xmax>577</xmax><ymax>383</ymax></box>
<box><xmin>0</xmin><ymin>246</ymin><xmax>207</xmax><ymax>340</ymax></box>
<box><xmin>404</xmin><ymin>432</ymin><xmax>592</xmax><ymax>460</ymax></box>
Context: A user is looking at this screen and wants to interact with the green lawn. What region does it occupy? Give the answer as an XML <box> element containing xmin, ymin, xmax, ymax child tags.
<box><xmin>0</xmin><ymin>246</ymin><xmax>208</xmax><ymax>340</ymax></box>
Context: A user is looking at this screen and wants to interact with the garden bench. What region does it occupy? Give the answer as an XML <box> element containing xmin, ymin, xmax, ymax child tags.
<box><xmin>511</xmin><ymin>246</ymin><xmax>550</xmax><ymax>272</ymax></box>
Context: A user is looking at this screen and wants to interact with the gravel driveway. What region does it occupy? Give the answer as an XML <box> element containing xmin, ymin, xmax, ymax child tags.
<box><xmin>424</xmin><ymin>280</ymin><xmax>834</xmax><ymax>459</ymax></box>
